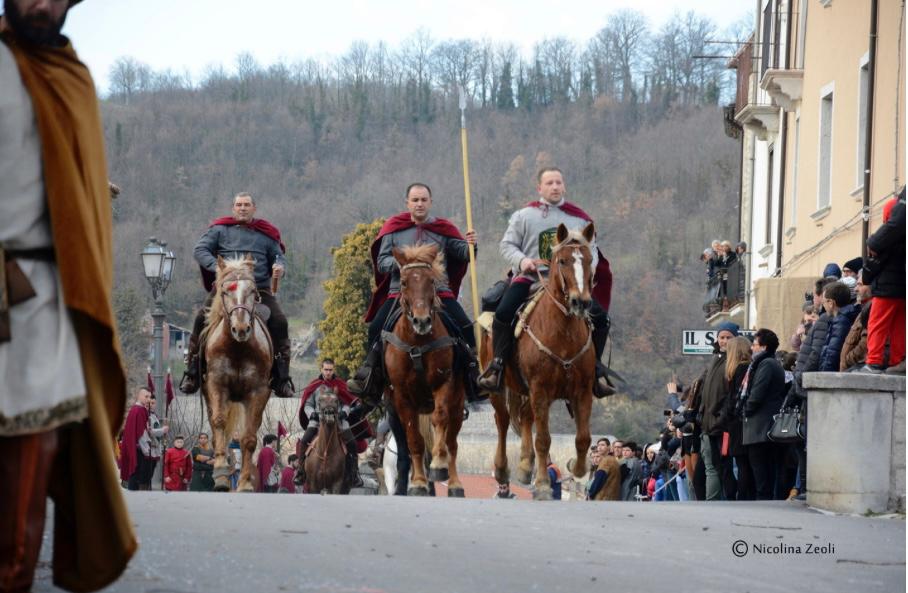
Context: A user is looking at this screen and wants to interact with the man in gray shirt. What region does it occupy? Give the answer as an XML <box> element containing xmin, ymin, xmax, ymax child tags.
<box><xmin>478</xmin><ymin>167</ymin><xmax>614</xmax><ymax>397</ymax></box>
<box><xmin>179</xmin><ymin>192</ymin><xmax>295</xmax><ymax>398</ymax></box>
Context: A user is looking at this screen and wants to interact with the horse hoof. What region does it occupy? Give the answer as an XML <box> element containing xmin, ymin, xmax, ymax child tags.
<box><xmin>213</xmin><ymin>481</ymin><xmax>230</xmax><ymax>493</ymax></box>
<box><xmin>516</xmin><ymin>468</ymin><xmax>532</xmax><ymax>486</ymax></box>
<box><xmin>532</xmin><ymin>488</ymin><xmax>553</xmax><ymax>501</ymax></box>
<box><xmin>448</xmin><ymin>487</ymin><xmax>465</xmax><ymax>498</ymax></box>
<box><xmin>428</xmin><ymin>467</ymin><xmax>449</xmax><ymax>482</ymax></box>
<box><xmin>407</xmin><ymin>486</ymin><xmax>429</xmax><ymax>496</ymax></box>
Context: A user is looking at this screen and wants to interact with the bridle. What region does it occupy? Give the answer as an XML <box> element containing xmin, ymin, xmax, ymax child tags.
<box><xmin>220</xmin><ymin>275</ymin><xmax>261</xmax><ymax>323</ymax></box>
<box><xmin>399</xmin><ymin>262</ymin><xmax>440</xmax><ymax>323</ymax></box>
<box><xmin>537</xmin><ymin>242</ymin><xmax>590</xmax><ymax>319</ymax></box>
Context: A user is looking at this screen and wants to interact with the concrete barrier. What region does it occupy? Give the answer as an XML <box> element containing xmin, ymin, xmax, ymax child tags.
<box><xmin>803</xmin><ymin>372</ymin><xmax>906</xmax><ymax>514</ymax></box>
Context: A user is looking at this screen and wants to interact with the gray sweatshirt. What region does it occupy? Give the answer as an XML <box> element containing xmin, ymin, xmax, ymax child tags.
<box><xmin>500</xmin><ymin>200</ymin><xmax>599</xmax><ymax>281</ymax></box>
<box><xmin>376</xmin><ymin>217</ymin><xmax>472</xmax><ymax>295</ymax></box>
<box><xmin>194</xmin><ymin>223</ymin><xmax>287</xmax><ymax>290</ymax></box>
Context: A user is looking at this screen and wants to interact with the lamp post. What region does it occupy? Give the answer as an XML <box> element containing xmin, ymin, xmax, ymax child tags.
<box><xmin>140</xmin><ymin>237</ymin><xmax>175</xmax><ymax>487</ymax></box>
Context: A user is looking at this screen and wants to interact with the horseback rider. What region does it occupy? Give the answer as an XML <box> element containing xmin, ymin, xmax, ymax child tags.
<box><xmin>347</xmin><ymin>182</ymin><xmax>483</xmax><ymax>406</ymax></box>
<box><xmin>295</xmin><ymin>359</ymin><xmax>363</xmax><ymax>488</ymax></box>
<box><xmin>179</xmin><ymin>192</ymin><xmax>295</xmax><ymax>398</ymax></box>
<box><xmin>478</xmin><ymin>167</ymin><xmax>615</xmax><ymax>397</ymax></box>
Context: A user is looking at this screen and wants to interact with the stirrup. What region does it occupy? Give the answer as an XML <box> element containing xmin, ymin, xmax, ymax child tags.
<box><xmin>593</xmin><ymin>364</ymin><xmax>616</xmax><ymax>398</ymax></box>
<box><xmin>477</xmin><ymin>359</ymin><xmax>504</xmax><ymax>392</ymax></box>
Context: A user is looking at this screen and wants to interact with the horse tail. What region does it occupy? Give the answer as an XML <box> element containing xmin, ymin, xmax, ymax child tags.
<box><xmin>226</xmin><ymin>401</ymin><xmax>245</xmax><ymax>442</ymax></box>
<box><xmin>506</xmin><ymin>388</ymin><xmax>531</xmax><ymax>435</ymax></box>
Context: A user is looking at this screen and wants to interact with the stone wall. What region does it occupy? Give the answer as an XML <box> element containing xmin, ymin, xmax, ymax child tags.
<box><xmin>803</xmin><ymin>372</ymin><xmax>906</xmax><ymax>514</ymax></box>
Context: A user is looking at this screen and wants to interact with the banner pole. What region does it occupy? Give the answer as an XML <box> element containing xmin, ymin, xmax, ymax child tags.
<box><xmin>458</xmin><ymin>89</ymin><xmax>482</xmax><ymax>354</ymax></box>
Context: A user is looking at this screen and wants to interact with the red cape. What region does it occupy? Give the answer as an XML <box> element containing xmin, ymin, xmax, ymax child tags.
<box><xmin>256</xmin><ymin>446</ymin><xmax>277</xmax><ymax>492</ymax></box>
<box><xmin>298</xmin><ymin>376</ymin><xmax>357</xmax><ymax>427</ymax></box>
<box><xmin>364</xmin><ymin>213</ymin><xmax>469</xmax><ymax>321</ymax></box>
<box><xmin>525</xmin><ymin>200</ymin><xmax>613</xmax><ymax>311</ymax></box>
<box><xmin>118</xmin><ymin>404</ymin><xmax>149</xmax><ymax>481</ymax></box>
<box><xmin>280</xmin><ymin>466</ymin><xmax>297</xmax><ymax>493</ymax></box>
<box><xmin>199</xmin><ymin>217</ymin><xmax>286</xmax><ymax>291</ymax></box>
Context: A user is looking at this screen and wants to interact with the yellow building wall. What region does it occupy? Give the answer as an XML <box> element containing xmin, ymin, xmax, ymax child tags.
<box><xmin>781</xmin><ymin>0</ymin><xmax>905</xmax><ymax>279</ymax></box>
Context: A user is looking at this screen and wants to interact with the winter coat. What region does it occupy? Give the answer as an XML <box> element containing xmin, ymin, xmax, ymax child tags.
<box><xmin>742</xmin><ymin>352</ymin><xmax>786</xmax><ymax>446</ymax></box>
<box><xmin>840</xmin><ymin>302</ymin><xmax>870</xmax><ymax>370</ymax></box>
<box><xmin>718</xmin><ymin>363</ymin><xmax>749</xmax><ymax>456</ymax></box>
<box><xmin>865</xmin><ymin>196</ymin><xmax>905</xmax><ymax>299</ymax></box>
<box><xmin>819</xmin><ymin>304</ymin><xmax>860</xmax><ymax>371</ymax></box>
<box><xmin>788</xmin><ymin>313</ymin><xmax>830</xmax><ymax>402</ymax></box>
<box><xmin>699</xmin><ymin>351</ymin><xmax>728</xmax><ymax>436</ymax></box>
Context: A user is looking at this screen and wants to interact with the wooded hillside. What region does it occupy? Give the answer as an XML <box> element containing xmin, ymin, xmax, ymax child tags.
<box><xmin>106</xmin><ymin>11</ymin><xmax>742</xmax><ymax>440</ymax></box>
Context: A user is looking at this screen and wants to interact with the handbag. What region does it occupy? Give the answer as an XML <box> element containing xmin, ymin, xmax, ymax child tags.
<box><xmin>768</xmin><ymin>407</ymin><xmax>805</xmax><ymax>443</ymax></box>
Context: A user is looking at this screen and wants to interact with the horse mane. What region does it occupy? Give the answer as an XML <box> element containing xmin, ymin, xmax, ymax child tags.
<box><xmin>552</xmin><ymin>229</ymin><xmax>591</xmax><ymax>255</ymax></box>
<box><xmin>399</xmin><ymin>244</ymin><xmax>447</xmax><ymax>284</ymax></box>
<box><xmin>201</xmin><ymin>257</ymin><xmax>255</xmax><ymax>341</ymax></box>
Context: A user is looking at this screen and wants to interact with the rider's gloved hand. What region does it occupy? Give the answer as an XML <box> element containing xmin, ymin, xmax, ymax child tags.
<box><xmin>338</xmin><ymin>410</ymin><xmax>348</xmax><ymax>421</ymax></box>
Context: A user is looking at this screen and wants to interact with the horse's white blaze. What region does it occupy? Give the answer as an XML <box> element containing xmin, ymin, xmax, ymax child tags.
<box><xmin>572</xmin><ymin>249</ymin><xmax>584</xmax><ymax>293</ymax></box>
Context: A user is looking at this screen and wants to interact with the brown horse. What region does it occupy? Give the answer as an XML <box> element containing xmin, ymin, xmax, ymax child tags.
<box><xmin>480</xmin><ymin>223</ymin><xmax>597</xmax><ymax>500</ymax></box>
<box><xmin>383</xmin><ymin>244</ymin><xmax>466</xmax><ymax>497</ymax></box>
<box><xmin>200</xmin><ymin>255</ymin><xmax>273</xmax><ymax>492</ymax></box>
<box><xmin>302</xmin><ymin>387</ymin><xmax>349</xmax><ymax>494</ymax></box>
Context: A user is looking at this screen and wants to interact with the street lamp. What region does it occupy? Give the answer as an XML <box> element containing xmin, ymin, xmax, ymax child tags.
<box><xmin>140</xmin><ymin>237</ymin><xmax>176</xmax><ymax>488</ymax></box>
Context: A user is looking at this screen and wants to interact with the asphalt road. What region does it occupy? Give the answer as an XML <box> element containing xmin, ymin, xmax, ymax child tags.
<box><xmin>34</xmin><ymin>491</ymin><xmax>905</xmax><ymax>593</ymax></box>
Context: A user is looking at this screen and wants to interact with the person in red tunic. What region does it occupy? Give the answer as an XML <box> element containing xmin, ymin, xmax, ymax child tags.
<box><xmin>256</xmin><ymin>434</ymin><xmax>279</xmax><ymax>493</ymax></box>
<box><xmin>347</xmin><ymin>182</ymin><xmax>481</xmax><ymax>406</ymax></box>
<box><xmin>119</xmin><ymin>388</ymin><xmax>151</xmax><ymax>490</ymax></box>
<box><xmin>279</xmin><ymin>454</ymin><xmax>299</xmax><ymax>493</ymax></box>
<box><xmin>163</xmin><ymin>435</ymin><xmax>192</xmax><ymax>492</ymax></box>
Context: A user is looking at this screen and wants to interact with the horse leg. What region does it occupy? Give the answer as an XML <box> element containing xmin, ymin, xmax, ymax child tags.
<box><xmin>238</xmin><ymin>386</ymin><xmax>270</xmax><ymax>492</ymax></box>
<box><xmin>205</xmin><ymin>383</ymin><xmax>231</xmax><ymax>492</ymax></box>
<box><xmin>490</xmin><ymin>391</ymin><xmax>511</xmax><ymax>494</ymax></box>
<box><xmin>515</xmin><ymin>393</ymin><xmax>535</xmax><ymax>486</ymax></box>
<box><xmin>428</xmin><ymin>383</ymin><xmax>454</xmax><ymax>483</ymax></box>
<box><xmin>530</xmin><ymin>390</ymin><xmax>553</xmax><ymax>501</ymax></box>
<box><xmin>572</xmin><ymin>390</ymin><xmax>593</xmax><ymax>481</ymax></box>
<box><xmin>444</xmin><ymin>381</ymin><xmax>466</xmax><ymax>498</ymax></box>
<box><xmin>397</xmin><ymin>404</ymin><xmax>428</xmax><ymax>496</ymax></box>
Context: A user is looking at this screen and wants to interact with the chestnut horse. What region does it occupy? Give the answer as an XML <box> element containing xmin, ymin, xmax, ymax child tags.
<box><xmin>302</xmin><ymin>387</ymin><xmax>349</xmax><ymax>494</ymax></box>
<box><xmin>200</xmin><ymin>255</ymin><xmax>273</xmax><ymax>492</ymax></box>
<box><xmin>383</xmin><ymin>244</ymin><xmax>465</xmax><ymax>497</ymax></box>
<box><xmin>480</xmin><ymin>223</ymin><xmax>597</xmax><ymax>500</ymax></box>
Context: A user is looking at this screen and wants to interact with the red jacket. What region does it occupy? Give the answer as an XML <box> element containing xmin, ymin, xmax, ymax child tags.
<box><xmin>257</xmin><ymin>446</ymin><xmax>277</xmax><ymax>492</ymax></box>
<box><xmin>163</xmin><ymin>447</ymin><xmax>192</xmax><ymax>491</ymax></box>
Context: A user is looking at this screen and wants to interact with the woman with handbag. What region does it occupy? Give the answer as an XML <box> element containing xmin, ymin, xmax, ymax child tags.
<box><xmin>716</xmin><ymin>336</ymin><xmax>754</xmax><ymax>500</ymax></box>
<box><xmin>739</xmin><ymin>329</ymin><xmax>788</xmax><ymax>500</ymax></box>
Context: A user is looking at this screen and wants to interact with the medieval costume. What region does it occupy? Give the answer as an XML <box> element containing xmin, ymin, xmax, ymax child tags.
<box><xmin>256</xmin><ymin>445</ymin><xmax>278</xmax><ymax>493</ymax></box>
<box><xmin>479</xmin><ymin>199</ymin><xmax>614</xmax><ymax>396</ymax></box>
<box><xmin>163</xmin><ymin>445</ymin><xmax>192</xmax><ymax>492</ymax></box>
<box><xmin>180</xmin><ymin>217</ymin><xmax>295</xmax><ymax>397</ymax></box>
<box><xmin>120</xmin><ymin>402</ymin><xmax>149</xmax><ymax>491</ymax></box>
<box><xmin>296</xmin><ymin>376</ymin><xmax>363</xmax><ymax>488</ymax></box>
<box><xmin>0</xmin><ymin>16</ymin><xmax>135</xmax><ymax>592</ymax></box>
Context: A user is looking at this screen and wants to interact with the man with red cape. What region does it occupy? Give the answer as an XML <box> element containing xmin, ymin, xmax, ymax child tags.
<box><xmin>346</xmin><ymin>183</ymin><xmax>481</xmax><ymax>406</ymax></box>
<box><xmin>478</xmin><ymin>167</ymin><xmax>616</xmax><ymax>397</ymax></box>
<box><xmin>178</xmin><ymin>192</ymin><xmax>295</xmax><ymax>398</ymax></box>
<box><xmin>119</xmin><ymin>388</ymin><xmax>151</xmax><ymax>490</ymax></box>
<box><xmin>295</xmin><ymin>358</ymin><xmax>368</xmax><ymax>487</ymax></box>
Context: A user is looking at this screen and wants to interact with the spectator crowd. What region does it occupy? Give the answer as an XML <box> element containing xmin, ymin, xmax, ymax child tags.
<box><xmin>701</xmin><ymin>239</ymin><xmax>747</xmax><ymax>317</ymax></box>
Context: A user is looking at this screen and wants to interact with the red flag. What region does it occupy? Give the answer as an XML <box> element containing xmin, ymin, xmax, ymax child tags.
<box><xmin>146</xmin><ymin>369</ymin><xmax>155</xmax><ymax>395</ymax></box>
<box><xmin>165</xmin><ymin>371</ymin><xmax>175</xmax><ymax>411</ymax></box>
<box><xmin>277</xmin><ymin>421</ymin><xmax>287</xmax><ymax>438</ymax></box>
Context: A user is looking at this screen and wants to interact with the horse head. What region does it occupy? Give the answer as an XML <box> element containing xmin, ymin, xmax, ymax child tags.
<box><xmin>550</xmin><ymin>222</ymin><xmax>595</xmax><ymax>318</ymax></box>
<box><xmin>316</xmin><ymin>386</ymin><xmax>340</xmax><ymax>426</ymax></box>
<box><xmin>215</xmin><ymin>254</ymin><xmax>259</xmax><ymax>342</ymax></box>
<box><xmin>393</xmin><ymin>243</ymin><xmax>445</xmax><ymax>336</ymax></box>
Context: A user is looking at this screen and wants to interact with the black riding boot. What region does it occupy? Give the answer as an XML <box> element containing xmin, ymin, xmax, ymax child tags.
<box><xmin>294</xmin><ymin>425</ymin><xmax>319</xmax><ymax>485</ymax></box>
<box><xmin>465</xmin><ymin>348</ymin><xmax>489</xmax><ymax>404</ymax></box>
<box><xmin>592</xmin><ymin>326</ymin><xmax>616</xmax><ymax>398</ymax></box>
<box><xmin>347</xmin><ymin>341</ymin><xmax>383</xmax><ymax>407</ymax></box>
<box><xmin>271</xmin><ymin>339</ymin><xmax>296</xmax><ymax>398</ymax></box>
<box><xmin>477</xmin><ymin>318</ymin><xmax>513</xmax><ymax>393</ymax></box>
<box><xmin>345</xmin><ymin>449</ymin><xmax>363</xmax><ymax>488</ymax></box>
<box><xmin>179</xmin><ymin>334</ymin><xmax>202</xmax><ymax>394</ymax></box>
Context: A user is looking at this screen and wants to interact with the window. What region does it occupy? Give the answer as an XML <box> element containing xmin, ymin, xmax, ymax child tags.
<box><xmin>796</xmin><ymin>0</ymin><xmax>808</xmax><ymax>69</ymax></box>
<box><xmin>761</xmin><ymin>2</ymin><xmax>773</xmax><ymax>76</ymax></box>
<box><xmin>818</xmin><ymin>86</ymin><xmax>834</xmax><ymax>210</ymax></box>
<box><xmin>766</xmin><ymin>148</ymin><xmax>775</xmax><ymax>246</ymax></box>
<box><xmin>856</xmin><ymin>56</ymin><xmax>870</xmax><ymax>189</ymax></box>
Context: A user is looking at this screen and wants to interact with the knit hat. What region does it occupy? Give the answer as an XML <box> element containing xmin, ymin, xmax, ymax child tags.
<box><xmin>842</xmin><ymin>257</ymin><xmax>863</xmax><ymax>274</ymax></box>
<box><xmin>716</xmin><ymin>321</ymin><xmax>740</xmax><ymax>337</ymax></box>
<box><xmin>823</xmin><ymin>263</ymin><xmax>842</xmax><ymax>279</ymax></box>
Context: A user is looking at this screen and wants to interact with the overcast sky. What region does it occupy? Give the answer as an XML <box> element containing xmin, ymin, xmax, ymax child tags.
<box><xmin>58</xmin><ymin>0</ymin><xmax>753</xmax><ymax>93</ymax></box>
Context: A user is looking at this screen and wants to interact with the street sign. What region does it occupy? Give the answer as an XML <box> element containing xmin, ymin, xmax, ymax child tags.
<box><xmin>682</xmin><ymin>329</ymin><xmax>755</xmax><ymax>355</ymax></box>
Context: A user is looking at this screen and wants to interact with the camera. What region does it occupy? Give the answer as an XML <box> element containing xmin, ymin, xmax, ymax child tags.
<box><xmin>669</xmin><ymin>405</ymin><xmax>696</xmax><ymax>436</ymax></box>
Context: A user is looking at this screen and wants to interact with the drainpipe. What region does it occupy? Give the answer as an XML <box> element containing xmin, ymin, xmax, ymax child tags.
<box><xmin>862</xmin><ymin>0</ymin><xmax>879</xmax><ymax>254</ymax></box>
<box><xmin>775</xmin><ymin>0</ymin><xmax>794</xmax><ymax>273</ymax></box>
